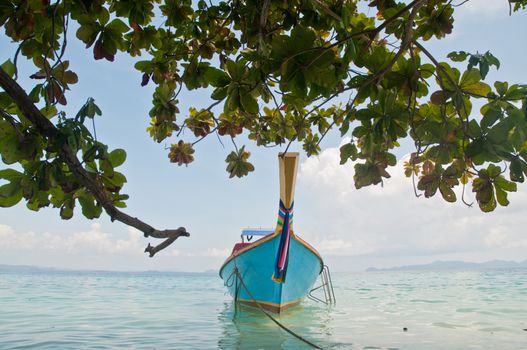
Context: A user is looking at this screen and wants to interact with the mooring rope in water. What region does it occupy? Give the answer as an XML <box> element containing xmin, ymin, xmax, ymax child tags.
<box><xmin>231</xmin><ymin>267</ymin><xmax>323</xmax><ymax>349</ymax></box>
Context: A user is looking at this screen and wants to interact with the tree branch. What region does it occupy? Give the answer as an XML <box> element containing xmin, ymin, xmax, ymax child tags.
<box><xmin>314</xmin><ymin>1</ymin><xmax>424</xmax><ymax>148</ymax></box>
<box><xmin>373</xmin><ymin>1</ymin><xmax>424</xmax><ymax>82</ymax></box>
<box><xmin>0</xmin><ymin>68</ymin><xmax>189</xmax><ymax>257</ymax></box>
<box><xmin>311</xmin><ymin>0</ymin><xmax>342</xmax><ymax>22</ymax></box>
<box><xmin>279</xmin><ymin>0</ymin><xmax>424</xmax><ymax>77</ymax></box>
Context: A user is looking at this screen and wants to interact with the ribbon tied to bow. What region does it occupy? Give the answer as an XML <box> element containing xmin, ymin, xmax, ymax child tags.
<box><xmin>272</xmin><ymin>200</ymin><xmax>293</xmax><ymax>283</ymax></box>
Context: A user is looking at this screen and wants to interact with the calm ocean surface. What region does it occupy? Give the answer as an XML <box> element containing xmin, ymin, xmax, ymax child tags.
<box><xmin>0</xmin><ymin>268</ymin><xmax>526</xmax><ymax>349</ymax></box>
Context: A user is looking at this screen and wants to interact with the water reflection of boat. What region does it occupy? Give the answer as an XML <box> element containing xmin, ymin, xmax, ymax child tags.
<box><xmin>219</xmin><ymin>153</ymin><xmax>324</xmax><ymax>313</ymax></box>
<box><xmin>217</xmin><ymin>301</ymin><xmax>336</xmax><ymax>349</ymax></box>
<box><xmin>217</xmin><ymin>302</ymin><xmax>289</xmax><ymax>349</ymax></box>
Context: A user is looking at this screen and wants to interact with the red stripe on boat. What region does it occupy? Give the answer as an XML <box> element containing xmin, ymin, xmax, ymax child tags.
<box><xmin>231</xmin><ymin>242</ymin><xmax>252</xmax><ymax>255</ymax></box>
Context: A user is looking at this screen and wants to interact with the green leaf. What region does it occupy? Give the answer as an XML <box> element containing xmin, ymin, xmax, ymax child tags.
<box><xmin>495</xmin><ymin>186</ymin><xmax>509</xmax><ymax>206</ymax></box>
<box><xmin>100</xmin><ymin>158</ymin><xmax>114</xmax><ymax>177</ymax></box>
<box><xmin>481</xmin><ymin>105</ymin><xmax>501</xmax><ymax>130</ymax></box>
<box><xmin>488</xmin><ymin>118</ymin><xmax>512</xmax><ymax>144</ymax></box>
<box><xmin>0</xmin><ymin>169</ymin><xmax>23</xmax><ymax>181</ymax></box>
<box><xmin>472</xmin><ymin>177</ymin><xmax>496</xmax><ymax>212</ymax></box>
<box><xmin>487</xmin><ymin>164</ymin><xmax>502</xmax><ymax>178</ymax></box>
<box><xmin>509</xmin><ymin>125</ymin><xmax>526</xmax><ymax>151</ymax></box>
<box><xmin>420</xmin><ymin>64</ymin><xmax>435</xmax><ymax>79</ymax></box>
<box><xmin>99</xmin><ymin>7</ymin><xmax>110</xmax><ymax>25</ymax></box>
<box><xmin>78</xmin><ymin>195</ymin><xmax>101</xmax><ymax>219</ymax></box>
<box><xmin>0</xmin><ymin>182</ymin><xmax>22</xmax><ymax>207</ymax></box>
<box><xmin>107</xmin><ymin>19</ymin><xmax>129</xmax><ymax>33</ymax></box>
<box><xmin>1</xmin><ymin>59</ymin><xmax>16</xmax><ymax>78</ymax></box>
<box><xmin>453</xmin><ymin>94</ymin><xmax>472</xmax><ymax>119</ymax></box>
<box><xmin>485</xmin><ymin>52</ymin><xmax>500</xmax><ymax>69</ymax></box>
<box><xmin>494</xmin><ymin>81</ymin><xmax>508</xmax><ymax>96</ymax></box>
<box><xmin>0</xmin><ymin>192</ymin><xmax>22</xmax><ymax>207</ymax></box>
<box><xmin>28</xmin><ymin>84</ymin><xmax>43</xmax><ymax>102</ymax></box>
<box><xmin>460</xmin><ymin>68</ymin><xmax>490</xmax><ymax>96</ymax></box>
<box><xmin>461</xmin><ymin>69</ymin><xmax>480</xmax><ymax>86</ymax></box>
<box><xmin>354</xmin><ymin>162</ymin><xmax>385</xmax><ymax>189</ymax></box>
<box><xmin>239</xmin><ymin>92</ymin><xmax>258</xmax><ymax>114</ymax></box>
<box><xmin>108</xmin><ymin>149</ymin><xmax>127</xmax><ymax>167</ymax></box>
<box><xmin>340</xmin><ymin>143</ymin><xmax>357</xmax><ymax>165</ymax></box>
<box><xmin>225</xmin><ymin>146</ymin><xmax>255</xmax><ymax>178</ymax></box>
<box><xmin>205</xmin><ymin>67</ymin><xmax>231</xmax><ymax>87</ymax></box>
<box><xmin>510</xmin><ymin>158</ymin><xmax>525</xmax><ymax>182</ymax></box>
<box><xmin>495</xmin><ymin>176</ymin><xmax>517</xmax><ymax>192</ymax></box>
<box><xmin>76</xmin><ymin>24</ymin><xmax>99</xmax><ymax>47</ymax></box>
<box><xmin>436</xmin><ymin>63</ymin><xmax>460</xmax><ymax>91</ymax></box>
<box><xmin>467</xmin><ymin>119</ymin><xmax>482</xmax><ymax>138</ymax></box>
<box><xmin>225</xmin><ymin>60</ymin><xmax>245</xmax><ymax>81</ymax></box>
<box><xmin>60</xmin><ymin>203</ymin><xmax>74</xmax><ymax>220</ymax></box>
<box><xmin>417</xmin><ymin>175</ymin><xmax>439</xmax><ymax>197</ymax></box>
<box><xmin>103</xmin><ymin>171</ymin><xmax>127</xmax><ymax>188</ymax></box>
<box><xmin>211</xmin><ymin>86</ymin><xmax>228</xmax><ymax>100</ymax></box>
<box><xmin>113</xmin><ymin>201</ymin><xmax>127</xmax><ymax>208</ymax></box>
<box><xmin>343</xmin><ymin>40</ymin><xmax>357</xmax><ymax>62</ymax></box>
<box><xmin>447</xmin><ymin>51</ymin><xmax>468</xmax><ymax>62</ymax></box>
<box><xmin>85</xmin><ymin>161</ymin><xmax>98</xmax><ymax>173</ymax></box>
<box><xmin>41</xmin><ymin>105</ymin><xmax>58</xmax><ymax>119</ymax></box>
<box><xmin>479</xmin><ymin>62</ymin><xmax>489</xmax><ymax>80</ymax></box>
<box><xmin>463</xmin><ymin>82</ymin><xmax>491</xmax><ymax>96</ymax></box>
<box><xmin>439</xmin><ymin>182</ymin><xmax>456</xmax><ymax>203</ymax></box>
<box><xmin>290</xmin><ymin>25</ymin><xmax>316</xmax><ymax>53</ymax></box>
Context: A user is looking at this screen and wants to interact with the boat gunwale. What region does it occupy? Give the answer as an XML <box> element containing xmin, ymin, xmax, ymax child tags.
<box><xmin>218</xmin><ymin>230</ymin><xmax>324</xmax><ymax>279</ymax></box>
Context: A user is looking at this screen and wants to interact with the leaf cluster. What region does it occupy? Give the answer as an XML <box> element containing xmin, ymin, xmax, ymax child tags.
<box><xmin>2</xmin><ymin>0</ymin><xmax>527</xmax><ymax>223</ymax></box>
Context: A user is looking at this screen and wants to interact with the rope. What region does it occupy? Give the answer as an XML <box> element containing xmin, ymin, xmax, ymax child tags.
<box><xmin>233</xmin><ymin>267</ymin><xmax>323</xmax><ymax>349</ymax></box>
<box><xmin>224</xmin><ymin>269</ymin><xmax>236</xmax><ymax>288</ymax></box>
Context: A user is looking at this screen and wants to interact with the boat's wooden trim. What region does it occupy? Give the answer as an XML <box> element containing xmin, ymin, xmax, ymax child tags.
<box><xmin>237</xmin><ymin>297</ymin><xmax>302</xmax><ymax>313</ymax></box>
<box><xmin>219</xmin><ymin>231</ymin><xmax>324</xmax><ymax>278</ymax></box>
<box><xmin>279</xmin><ymin>152</ymin><xmax>299</xmax><ymax>208</ymax></box>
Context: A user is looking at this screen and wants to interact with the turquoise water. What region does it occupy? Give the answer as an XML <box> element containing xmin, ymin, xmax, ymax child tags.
<box><xmin>1</xmin><ymin>268</ymin><xmax>526</xmax><ymax>349</ymax></box>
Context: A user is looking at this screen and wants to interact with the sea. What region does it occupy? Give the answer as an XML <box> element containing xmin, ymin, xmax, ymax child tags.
<box><xmin>0</xmin><ymin>267</ymin><xmax>526</xmax><ymax>349</ymax></box>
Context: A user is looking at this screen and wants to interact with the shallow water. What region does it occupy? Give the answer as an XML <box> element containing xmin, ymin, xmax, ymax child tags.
<box><xmin>0</xmin><ymin>268</ymin><xmax>526</xmax><ymax>349</ymax></box>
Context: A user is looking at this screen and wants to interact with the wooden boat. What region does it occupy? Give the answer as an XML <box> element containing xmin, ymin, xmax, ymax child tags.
<box><xmin>219</xmin><ymin>152</ymin><xmax>324</xmax><ymax>313</ymax></box>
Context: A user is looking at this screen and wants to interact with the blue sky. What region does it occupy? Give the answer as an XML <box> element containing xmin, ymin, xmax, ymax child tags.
<box><xmin>1</xmin><ymin>1</ymin><xmax>527</xmax><ymax>272</ymax></box>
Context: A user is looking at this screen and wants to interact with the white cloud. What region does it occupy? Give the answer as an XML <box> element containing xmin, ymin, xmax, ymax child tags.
<box><xmin>0</xmin><ymin>223</ymin><xmax>143</xmax><ymax>256</ymax></box>
<box><xmin>170</xmin><ymin>249</ymin><xmax>192</xmax><ymax>257</ymax></box>
<box><xmin>295</xmin><ymin>143</ymin><xmax>527</xmax><ymax>264</ymax></box>
<box><xmin>484</xmin><ymin>227</ymin><xmax>527</xmax><ymax>249</ymax></box>
<box><xmin>66</xmin><ymin>224</ymin><xmax>143</xmax><ymax>254</ymax></box>
<box><xmin>170</xmin><ymin>247</ymin><xmax>230</xmax><ymax>258</ymax></box>
<box><xmin>0</xmin><ymin>222</ymin><xmax>233</xmax><ymax>270</ymax></box>
<box><xmin>314</xmin><ymin>238</ymin><xmax>377</xmax><ymax>256</ymax></box>
<box><xmin>202</xmin><ymin>247</ymin><xmax>231</xmax><ymax>258</ymax></box>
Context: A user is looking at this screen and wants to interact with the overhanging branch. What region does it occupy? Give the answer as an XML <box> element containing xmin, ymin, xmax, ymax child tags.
<box><xmin>0</xmin><ymin>68</ymin><xmax>189</xmax><ymax>257</ymax></box>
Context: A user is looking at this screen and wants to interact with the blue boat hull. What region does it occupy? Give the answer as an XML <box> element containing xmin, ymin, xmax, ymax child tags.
<box><xmin>219</xmin><ymin>232</ymin><xmax>323</xmax><ymax>313</ymax></box>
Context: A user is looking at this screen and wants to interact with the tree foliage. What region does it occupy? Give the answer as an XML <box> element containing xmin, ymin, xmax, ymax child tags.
<box><xmin>1</xmin><ymin>0</ymin><xmax>527</xmax><ymax>254</ymax></box>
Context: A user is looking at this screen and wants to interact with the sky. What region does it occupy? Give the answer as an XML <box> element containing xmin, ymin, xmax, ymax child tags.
<box><xmin>1</xmin><ymin>1</ymin><xmax>527</xmax><ymax>272</ymax></box>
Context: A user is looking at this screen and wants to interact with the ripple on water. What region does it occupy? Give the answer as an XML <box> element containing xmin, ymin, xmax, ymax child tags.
<box><xmin>432</xmin><ymin>322</ymin><xmax>468</xmax><ymax>329</ymax></box>
<box><xmin>456</xmin><ymin>307</ymin><xmax>477</xmax><ymax>313</ymax></box>
<box><xmin>1</xmin><ymin>269</ymin><xmax>527</xmax><ymax>349</ymax></box>
<box><xmin>494</xmin><ymin>308</ymin><xmax>527</xmax><ymax>315</ymax></box>
<box><xmin>478</xmin><ymin>326</ymin><xmax>514</xmax><ymax>333</ymax></box>
<box><xmin>409</xmin><ymin>299</ymin><xmax>446</xmax><ymax>304</ymax></box>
